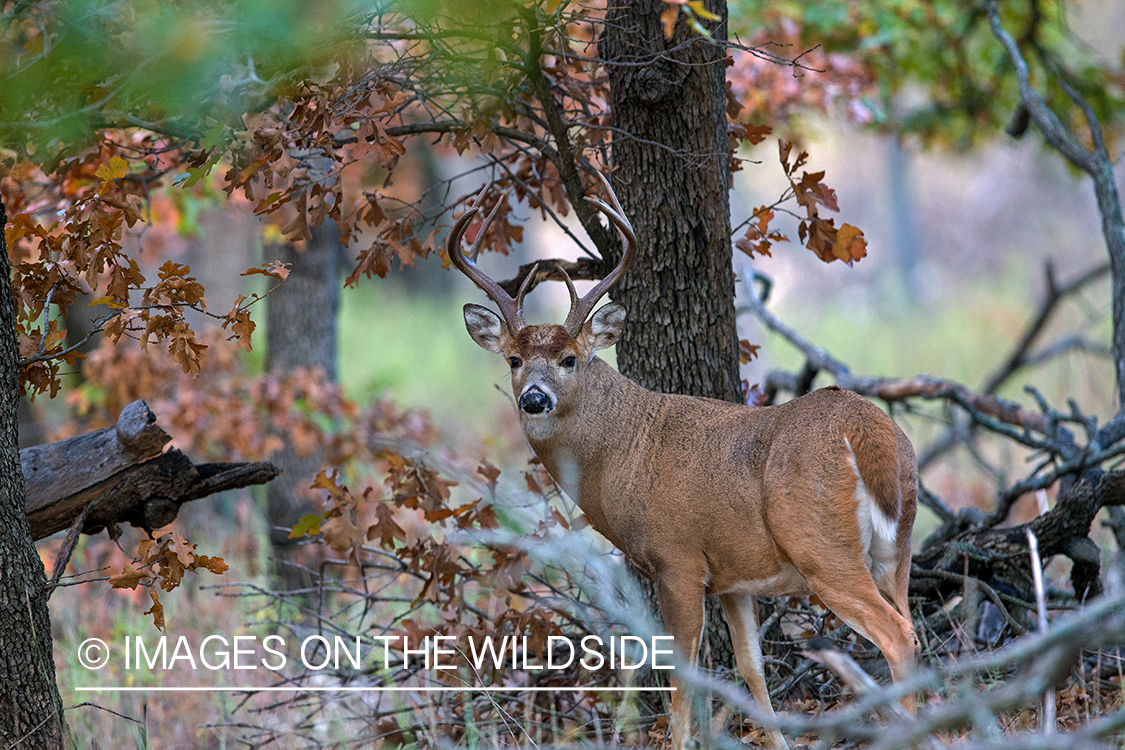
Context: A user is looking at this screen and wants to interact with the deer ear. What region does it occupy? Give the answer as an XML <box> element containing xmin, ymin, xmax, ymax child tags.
<box><xmin>582</xmin><ymin>302</ymin><xmax>626</xmax><ymax>352</ymax></box>
<box><xmin>464</xmin><ymin>304</ymin><xmax>510</xmax><ymax>353</ymax></box>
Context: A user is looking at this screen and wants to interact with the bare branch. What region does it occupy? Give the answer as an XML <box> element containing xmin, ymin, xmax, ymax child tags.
<box><xmin>521</xmin><ymin>8</ymin><xmax>618</xmax><ymax>263</ymax></box>
<box><xmin>986</xmin><ymin>3</ymin><xmax>1096</xmax><ymax>173</ymax></box>
<box><xmin>741</xmin><ymin>274</ymin><xmax>1071</xmax><ymax>449</ymax></box>
<box><xmin>988</xmin><ymin>1</ymin><xmax>1125</xmax><ymax>413</ymax></box>
<box><xmin>982</xmin><ymin>260</ymin><xmax>1110</xmax><ymax>395</ymax></box>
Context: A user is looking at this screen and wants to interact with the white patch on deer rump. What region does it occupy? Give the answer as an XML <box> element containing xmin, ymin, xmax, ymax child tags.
<box><xmin>843</xmin><ymin>437</ymin><xmax>899</xmax><ymax>583</ymax></box>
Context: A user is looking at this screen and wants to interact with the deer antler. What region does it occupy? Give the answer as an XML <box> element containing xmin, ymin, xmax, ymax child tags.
<box><xmin>447</xmin><ymin>192</ymin><xmax>534</xmax><ymax>334</ymax></box>
<box><xmin>562</xmin><ymin>171</ymin><xmax>637</xmax><ymax>336</ymax></box>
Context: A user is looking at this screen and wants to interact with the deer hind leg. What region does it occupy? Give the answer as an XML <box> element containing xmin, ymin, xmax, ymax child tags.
<box><xmin>789</xmin><ymin>543</ymin><xmax>918</xmax><ymax>713</ymax></box>
<box><xmin>719</xmin><ymin>592</ymin><xmax>789</xmax><ymax>750</ymax></box>
<box><xmin>890</xmin><ymin>457</ymin><xmax>918</xmax><ymax>623</ymax></box>
<box><xmin>655</xmin><ymin>572</ymin><xmax>705</xmax><ymax>750</ymax></box>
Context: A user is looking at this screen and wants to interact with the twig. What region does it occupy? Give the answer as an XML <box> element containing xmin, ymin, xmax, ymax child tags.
<box><xmin>1026</xmin><ymin>528</ymin><xmax>1055</xmax><ymax>734</ymax></box>
<box><xmin>741</xmin><ymin>273</ymin><xmax>1067</xmax><ymax>443</ymax></box>
<box><xmin>982</xmin><ymin>261</ymin><xmax>1109</xmax><ymax>395</ymax></box>
<box><xmin>44</xmin><ymin>497</ymin><xmax>105</xmax><ymax>599</ymax></box>
<box><xmin>804</xmin><ymin>639</ymin><xmax>943</xmax><ymax>750</ymax></box>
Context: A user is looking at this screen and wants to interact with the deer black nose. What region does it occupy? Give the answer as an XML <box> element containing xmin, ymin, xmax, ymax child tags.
<box><xmin>519</xmin><ymin>387</ymin><xmax>552</xmax><ymax>415</ymax></box>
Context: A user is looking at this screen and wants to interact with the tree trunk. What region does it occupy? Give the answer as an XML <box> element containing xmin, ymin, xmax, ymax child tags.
<box><xmin>601</xmin><ymin>0</ymin><xmax>741</xmax><ymax>405</ymax></box>
<box><xmin>265</xmin><ymin>223</ymin><xmax>341</xmax><ymax>592</ymax></box>
<box><xmin>601</xmin><ymin>0</ymin><xmax>741</xmax><ymax>673</ymax></box>
<box><xmin>0</xmin><ymin>198</ymin><xmax>67</xmax><ymax>747</ymax></box>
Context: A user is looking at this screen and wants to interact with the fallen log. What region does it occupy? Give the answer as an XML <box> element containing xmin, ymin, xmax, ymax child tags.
<box><xmin>20</xmin><ymin>399</ymin><xmax>280</xmax><ymax>541</ymax></box>
<box><xmin>911</xmin><ymin>469</ymin><xmax>1125</xmax><ymax>604</ymax></box>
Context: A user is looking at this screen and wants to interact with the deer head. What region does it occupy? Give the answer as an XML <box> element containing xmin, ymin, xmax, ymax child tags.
<box><xmin>449</xmin><ymin>173</ymin><xmax>636</xmax><ymax>436</ymax></box>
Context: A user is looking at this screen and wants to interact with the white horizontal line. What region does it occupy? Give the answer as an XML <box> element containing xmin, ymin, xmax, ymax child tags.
<box><xmin>75</xmin><ymin>686</ymin><xmax>676</xmax><ymax>693</ymax></box>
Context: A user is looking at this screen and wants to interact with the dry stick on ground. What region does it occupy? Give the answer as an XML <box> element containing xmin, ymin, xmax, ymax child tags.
<box><xmin>1026</xmin><ymin>529</ymin><xmax>1056</xmax><ymax>734</ymax></box>
<box><xmin>804</xmin><ymin>639</ymin><xmax>945</xmax><ymax>750</ymax></box>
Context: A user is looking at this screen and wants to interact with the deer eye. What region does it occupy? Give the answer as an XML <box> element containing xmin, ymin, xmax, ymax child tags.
<box><xmin>508</xmin><ymin>356</ymin><xmax>522</xmax><ymax>369</ymax></box>
<box><xmin>561</xmin><ymin>355</ymin><xmax>577</xmax><ymax>368</ymax></box>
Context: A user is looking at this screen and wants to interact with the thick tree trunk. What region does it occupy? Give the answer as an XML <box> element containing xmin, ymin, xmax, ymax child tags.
<box><xmin>0</xmin><ymin>198</ymin><xmax>67</xmax><ymax>747</ymax></box>
<box><xmin>265</xmin><ymin>224</ymin><xmax>341</xmax><ymax>592</ymax></box>
<box><xmin>601</xmin><ymin>0</ymin><xmax>741</xmax><ymax>404</ymax></box>
<box><xmin>601</xmin><ymin>0</ymin><xmax>741</xmax><ymax>673</ymax></box>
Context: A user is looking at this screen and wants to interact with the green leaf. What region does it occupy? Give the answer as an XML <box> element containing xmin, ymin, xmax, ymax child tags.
<box><xmin>289</xmin><ymin>513</ymin><xmax>325</xmax><ymax>539</ymax></box>
<box><xmin>180</xmin><ymin>154</ymin><xmax>220</xmax><ymax>189</ymax></box>
<box><xmin>201</xmin><ymin>122</ymin><xmax>226</xmax><ymax>150</ymax></box>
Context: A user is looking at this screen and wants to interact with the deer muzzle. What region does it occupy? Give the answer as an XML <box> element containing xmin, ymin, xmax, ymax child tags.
<box><xmin>518</xmin><ymin>386</ymin><xmax>553</xmax><ymax>415</ymax></box>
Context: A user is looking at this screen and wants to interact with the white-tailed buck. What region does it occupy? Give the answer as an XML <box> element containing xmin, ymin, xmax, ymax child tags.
<box><xmin>450</xmin><ymin>174</ymin><xmax>918</xmax><ymax>749</ymax></box>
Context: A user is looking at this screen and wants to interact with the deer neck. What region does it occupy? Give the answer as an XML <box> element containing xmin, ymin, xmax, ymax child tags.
<box><xmin>522</xmin><ymin>357</ymin><xmax>649</xmax><ymax>515</ymax></box>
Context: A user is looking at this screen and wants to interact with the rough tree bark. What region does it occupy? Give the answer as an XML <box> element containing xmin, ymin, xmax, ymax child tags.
<box><xmin>600</xmin><ymin>0</ymin><xmax>741</xmax><ymax>405</ymax></box>
<box><xmin>265</xmin><ymin>223</ymin><xmax>341</xmax><ymax>592</ymax></box>
<box><xmin>600</xmin><ymin>0</ymin><xmax>741</xmax><ymax>672</ymax></box>
<box><xmin>0</xmin><ymin>198</ymin><xmax>67</xmax><ymax>747</ymax></box>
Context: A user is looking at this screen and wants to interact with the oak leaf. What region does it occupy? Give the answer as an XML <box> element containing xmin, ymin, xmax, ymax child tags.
<box><xmin>660</xmin><ymin>4</ymin><xmax>680</xmax><ymax>39</ymax></box>
<box><xmin>834</xmin><ymin>223</ymin><xmax>868</xmax><ymax>265</ymax></box>
<box><xmin>368</xmin><ymin>503</ymin><xmax>406</xmax><ymax>549</ymax></box>
<box><xmin>241</xmin><ymin>260</ymin><xmax>291</xmax><ymax>281</ymax></box>
<box><xmin>144</xmin><ymin>587</ymin><xmax>165</xmax><ymax>631</ymax></box>
<box><xmin>109</xmin><ymin>564</ymin><xmax>148</xmax><ymax>590</ymax></box>
<box><xmin>738</xmin><ymin>339</ymin><xmax>760</xmax><ymax>364</ymax></box>
<box><xmin>322</xmin><ymin>513</ymin><xmax>364</xmax><ymax>557</ymax></box>
<box><xmin>95</xmin><ymin>157</ymin><xmax>127</xmax><ymax>195</ymax></box>
<box><xmin>477</xmin><ymin>460</ymin><xmax>501</xmax><ymax>493</ymax></box>
<box><xmin>193</xmin><ymin>555</ymin><xmax>228</xmax><ymax>575</ymax></box>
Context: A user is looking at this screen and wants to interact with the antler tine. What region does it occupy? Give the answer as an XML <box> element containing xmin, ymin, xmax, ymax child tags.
<box><xmin>447</xmin><ymin>198</ymin><xmax>525</xmax><ymax>333</ymax></box>
<box><xmin>559</xmin><ymin>265</ymin><xmax>580</xmax><ymax>324</ymax></box>
<box><xmin>465</xmin><ymin>198</ymin><xmax>503</xmax><ymax>263</ymax></box>
<box><xmin>563</xmin><ymin>173</ymin><xmax>638</xmax><ymax>335</ymax></box>
<box><xmin>590</xmin><ymin>169</ymin><xmax>629</xmax><ymax>226</ymax></box>
<box><xmin>514</xmin><ymin>261</ymin><xmax>537</xmax><ymax>328</ymax></box>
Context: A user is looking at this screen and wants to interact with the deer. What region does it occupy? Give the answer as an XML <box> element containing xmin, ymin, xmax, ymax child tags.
<box><xmin>448</xmin><ymin>173</ymin><xmax>919</xmax><ymax>750</ymax></box>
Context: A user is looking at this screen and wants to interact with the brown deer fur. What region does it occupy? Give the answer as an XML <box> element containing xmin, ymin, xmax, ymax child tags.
<box><xmin>450</xmin><ymin>178</ymin><xmax>918</xmax><ymax>750</ymax></box>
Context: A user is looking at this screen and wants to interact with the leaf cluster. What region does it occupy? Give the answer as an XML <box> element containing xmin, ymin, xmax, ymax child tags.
<box><xmin>109</xmin><ymin>530</ymin><xmax>228</xmax><ymax>630</ymax></box>
<box><xmin>736</xmin><ymin>0</ymin><xmax>1124</xmax><ymax>150</ymax></box>
<box><xmin>2</xmin><ymin>0</ymin><xmax>881</xmax><ymax>403</ymax></box>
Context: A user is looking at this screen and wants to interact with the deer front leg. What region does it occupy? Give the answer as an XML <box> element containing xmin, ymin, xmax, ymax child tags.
<box><xmin>655</xmin><ymin>572</ymin><xmax>705</xmax><ymax>750</ymax></box>
<box><xmin>719</xmin><ymin>592</ymin><xmax>789</xmax><ymax>749</ymax></box>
